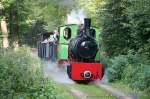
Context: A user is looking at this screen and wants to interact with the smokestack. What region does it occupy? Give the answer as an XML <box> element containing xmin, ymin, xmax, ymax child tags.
<box><xmin>84</xmin><ymin>18</ymin><xmax>91</xmax><ymax>29</ymax></box>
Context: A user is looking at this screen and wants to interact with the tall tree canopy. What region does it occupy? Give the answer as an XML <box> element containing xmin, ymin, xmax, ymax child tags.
<box><xmin>100</xmin><ymin>0</ymin><xmax>150</xmax><ymax>57</ymax></box>
<box><xmin>0</xmin><ymin>0</ymin><xmax>75</xmax><ymax>47</ymax></box>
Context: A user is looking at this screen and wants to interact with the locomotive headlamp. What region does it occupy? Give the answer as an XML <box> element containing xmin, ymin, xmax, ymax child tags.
<box><xmin>83</xmin><ymin>71</ymin><xmax>92</xmax><ymax>79</ymax></box>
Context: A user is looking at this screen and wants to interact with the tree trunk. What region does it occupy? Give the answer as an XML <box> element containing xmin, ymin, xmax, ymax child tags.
<box><xmin>1</xmin><ymin>17</ymin><xmax>9</xmax><ymax>48</ymax></box>
<box><xmin>9</xmin><ymin>9</ymin><xmax>19</xmax><ymax>50</ymax></box>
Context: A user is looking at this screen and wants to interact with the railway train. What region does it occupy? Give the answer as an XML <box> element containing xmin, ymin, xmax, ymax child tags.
<box><xmin>38</xmin><ymin>18</ymin><xmax>104</xmax><ymax>82</ymax></box>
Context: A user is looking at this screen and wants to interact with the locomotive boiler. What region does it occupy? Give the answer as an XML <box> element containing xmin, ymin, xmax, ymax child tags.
<box><xmin>66</xmin><ymin>18</ymin><xmax>104</xmax><ymax>82</ymax></box>
<box><xmin>68</xmin><ymin>18</ymin><xmax>98</xmax><ymax>62</ymax></box>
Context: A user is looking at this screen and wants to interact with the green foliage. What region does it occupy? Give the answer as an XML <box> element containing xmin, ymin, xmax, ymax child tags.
<box><xmin>3</xmin><ymin>0</ymin><xmax>34</xmax><ymax>46</ymax></box>
<box><xmin>0</xmin><ymin>47</ymin><xmax>58</xmax><ymax>99</ymax></box>
<box><xmin>140</xmin><ymin>41</ymin><xmax>150</xmax><ymax>58</ymax></box>
<box><xmin>124</xmin><ymin>64</ymin><xmax>150</xmax><ymax>92</ymax></box>
<box><xmin>1</xmin><ymin>0</ymin><xmax>75</xmax><ymax>47</ymax></box>
<box><xmin>21</xmin><ymin>20</ymin><xmax>47</xmax><ymax>46</ymax></box>
<box><xmin>100</xmin><ymin>0</ymin><xmax>150</xmax><ymax>57</ymax></box>
<box><xmin>99</xmin><ymin>0</ymin><xmax>130</xmax><ymax>56</ymax></box>
<box><xmin>107</xmin><ymin>51</ymin><xmax>150</xmax><ymax>93</ymax></box>
<box><xmin>30</xmin><ymin>0</ymin><xmax>76</xmax><ymax>30</ymax></box>
<box><xmin>125</xmin><ymin>0</ymin><xmax>150</xmax><ymax>52</ymax></box>
<box><xmin>100</xmin><ymin>0</ymin><xmax>150</xmax><ymax>93</ymax></box>
<box><xmin>107</xmin><ymin>55</ymin><xmax>128</xmax><ymax>82</ymax></box>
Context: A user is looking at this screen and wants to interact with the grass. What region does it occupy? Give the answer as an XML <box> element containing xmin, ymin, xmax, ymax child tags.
<box><xmin>73</xmin><ymin>83</ymin><xmax>116</xmax><ymax>99</ymax></box>
<box><xmin>110</xmin><ymin>81</ymin><xmax>150</xmax><ymax>99</ymax></box>
<box><xmin>54</xmin><ymin>83</ymin><xmax>75</xmax><ymax>99</ymax></box>
<box><xmin>110</xmin><ymin>81</ymin><xmax>138</xmax><ymax>93</ymax></box>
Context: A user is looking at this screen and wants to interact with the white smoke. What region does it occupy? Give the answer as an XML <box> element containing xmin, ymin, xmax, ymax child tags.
<box><xmin>44</xmin><ymin>61</ymin><xmax>74</xmax><ymax>84</ymax></box>
<box><xmin>67</xmin><ymin>9</ymin><xmax>86</xmax><ymax>24</ymax></box>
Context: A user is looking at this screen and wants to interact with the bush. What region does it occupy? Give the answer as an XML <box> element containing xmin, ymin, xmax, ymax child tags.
<box><xmin>124</xmin><ymin>64</ymin><xmax>150</xmax><ymax>93</ymax></box>
<box><xmin>107</xmin><ymin>50</ymin><xmax>150</xmax><ymax>93</ymax></box>
<box><xmin>107</xmin><ymin>55</ymin><xmax>128</xmax><ymax>82</ymax></box>
<box><xmin>0</xmin><ymin>47</ymin><xmax>57</xmax><ymax>99</ymax></box>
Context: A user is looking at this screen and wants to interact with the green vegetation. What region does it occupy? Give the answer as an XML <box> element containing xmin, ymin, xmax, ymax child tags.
<box><xmin>0</xmin><ymin>0</ymin><xmax>75</xmax><ymax>47</ymax></box>
<box><xmin>74</xmin><ymin>84</ymin><xmax>116</xmax><ymax>99</ymax></box>
<box><xmin>98</xmin><ymin>0</ymin><xmax>150</xmax><ymax>95</ymax></box>
<box><xmin>54</xmin><ymin>84</ymin><xmax>74</xmax><ymax>99</ymax></box>
<box><xmin>0</xmin><ymin>46</ymin><xmax>73</xmax><ymax>99</ymax></box>
<box><xmin>111</xmin><ymin>81</ymin><xmax>150</xmax><ymax>99</ymax></box>
<box><xmin>100</xmin><ymin>0</ymin><xmax>150</xmax><ymax>57</ymax></box>
<box><xmin>106</xmin><ymin>51</ymin><xmax>150</xmax><ymax>93</ymax></box>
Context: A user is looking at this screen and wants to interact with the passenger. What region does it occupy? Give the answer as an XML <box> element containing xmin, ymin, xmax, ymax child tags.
<box><xmin>44</xmin><ymin>31</ymin><xmax>58</xmax><ymax>44</ymax></box>
<box><xmin>42</xmin><ymin>37</ymin><xmax>49</xmax><ymax>43</ymax></box>
<box><xmin>41</xmin><ymin>32</ymin><xmax>53</xmax><ymax>43</ymax></box>
<box><xmin>53</xmin><ymin>30</ymin><xmax>59</xmax><ymax>44</ymax></box>
<box><xmin>64</xmin><ymin>27</ymin><xmax>71</xmax><ymax>40</ymax></box>
<box><xmin>64</xmin><ymin>28</ymin><xmax>69</xmax><ymax>39</ymax></box>
<box><xmin>48</xmin><ymin>34</ymin><xmax>55</xmax><ymax>43</ymax></box>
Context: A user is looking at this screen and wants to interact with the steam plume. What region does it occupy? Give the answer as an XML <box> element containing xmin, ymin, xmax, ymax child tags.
<box><xmin>67</xmin><ymin>9</ymin><xmax>86</xmax><ymax>24</ymax></box>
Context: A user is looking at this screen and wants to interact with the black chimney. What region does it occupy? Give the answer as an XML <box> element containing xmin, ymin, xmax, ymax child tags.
<box><xmin>84</xmin><ymin>18</ymin><xmax>91</xmax><ymax>29</ymax></box>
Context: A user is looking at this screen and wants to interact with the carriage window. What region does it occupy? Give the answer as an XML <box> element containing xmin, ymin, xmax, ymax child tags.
<box><xmin>63</xmin><ymin>27</ymin><xmax>71</xmax><ymax>40</ymax></box>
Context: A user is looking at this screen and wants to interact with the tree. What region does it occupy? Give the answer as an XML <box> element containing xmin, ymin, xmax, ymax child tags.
<box><xmin>34</xmin><ymin>0</ymin><xmax>75</xmax><ymax>30</ymax></box>
<box><xmin>100</xmin><ymin>0</ymin><xmax>134</xmax><ymax>56</ymax></box>
<box><xmin>0</xmin><ymin>0</ymin><xmax>10</xmax><ymax>48</ymax></box>
<box><xmin>0</xmin><ymin>0</ymin><xmax>32</xmax><ymax>48</ymax></box>
<box><xmin>100</xmin><ymin>0</ymin><xmax>150</xmax><ymax>57</ymax></box>
<box><xmin>0</xmin><ymin>0</ymin><xmax>75</xmax><ymax>47</ymax></box>
<box><xmin>125</xmin><ymin>0</ymin><xmax>150</xmax><ymax>57</ymax></box>
<box><xmin>1</xmin><ymin>17</ymin><xmax>9</xmax><ymax>48</ymax></box>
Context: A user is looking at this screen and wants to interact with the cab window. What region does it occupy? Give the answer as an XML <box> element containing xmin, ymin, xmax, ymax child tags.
<box><xmin>63</xmin><ymin>27</ymin><xmax>71</xmax><ymax>40</ymax></box>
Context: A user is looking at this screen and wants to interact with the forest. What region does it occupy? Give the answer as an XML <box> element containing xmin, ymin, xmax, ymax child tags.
<box><xmin>0</xmin><ymin>0</ymin><xmax>150</xmax><ymax>98</ymax></box>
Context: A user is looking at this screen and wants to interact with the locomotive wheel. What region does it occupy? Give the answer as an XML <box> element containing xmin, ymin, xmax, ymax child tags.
<box><xmin>67</xmin><ymin>64</ymin><xmax>72</xmax><ymax>79</ymax></box>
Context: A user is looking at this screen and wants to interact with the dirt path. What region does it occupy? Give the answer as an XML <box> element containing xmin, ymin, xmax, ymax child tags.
<box><xmin>43</xmin><ymin>61</ymin><xmax>139</xmax><ymax>99</ymax></box>
<box><xmin>63</xmin><ymin>84</ymin><xmax>88</xmax><ymax>99</ymax></box>
<box><xmin>94</xmin><ymin>75</ymin><xmax>139</xmax><ymax>99</ymax></box>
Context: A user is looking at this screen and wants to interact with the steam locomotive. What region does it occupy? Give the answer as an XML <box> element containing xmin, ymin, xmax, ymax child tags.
<box><xmin>38</xmin><ymin>18</ymin><xmax>104</xmax><ymax>82</ymax></box>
